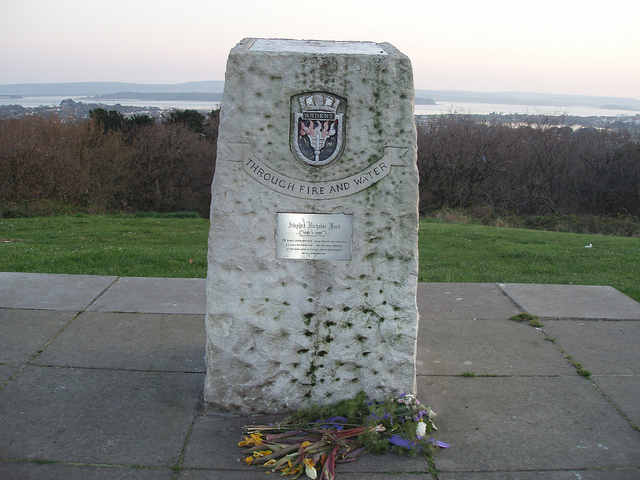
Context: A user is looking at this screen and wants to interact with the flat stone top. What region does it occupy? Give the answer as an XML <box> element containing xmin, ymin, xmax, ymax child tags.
<box><xmin>249</xmin><ymin>38</ymin><xmax>388</xmax><ymax>55</ymax></box>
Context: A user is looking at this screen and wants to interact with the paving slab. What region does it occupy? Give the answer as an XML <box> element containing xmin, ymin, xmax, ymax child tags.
<box><xmin>182</xmin><ymin>413</ymin><xmax>284</xmax><ymax>471</ymax></box>
<box><xmin>0</xmin><ymin>364</ymin><xmax>19</xmax><ymax>384</ymax></box>
<box><xmin>499</xmin><ymin>283</ymin><xmax>640</xmax><ymax>319</ymax></box>
<box><xmin>0</xmin><ymin>309</ymin><xmax>75</xmax><ymax>364</ymax></box>
<box><xmin>36</xmin><ymin>312</ymin><xmax>206</xmax><ymax>373</ymax></box>
<box><xmin>542</xmin><ymin>320</ymin><xmax>640</xmax><ymax>375</ymax></box>
<box><xmin>0</xmin><ymin>462</ymin><xmax>174</xmax><ymax>480</ymax></box>
<box><xmin>336</xmin><ymin>447</ymin><xmax>433</xmax><ymax>475</ymax></box>
<box><xmin>438</xmin><ymin>469</ymin><xmax>640</xmax><ymax>480</ymax></box>
<box><xmin>416</xmin><ymin>316</ymin><xmax>574</xmax><ymax>376</ymax></box>
<box><xmin>0</xmin><ymin>365</ymin><xmax>203</xmax><ymax>466</ymax></box>
<box><xmin>87</xmin><ymin>277</ymin><xmax>206</xmax><ymax>314</ymax></box>
<box><xmin>418</xmin><ymin>375</ymin><xmax>640</xmax><ymax>473</ymax></box>
<box><xmin>418</xmin><ymin>283</ymin><xmax>521</xmax><ymax>320</ymax></box>
<box><xmin>177</xmin><ymin>469</ymin><xmax>295</xmax><ymax>479</ymax></box>
<box><xmin>592</xmin><ymin>375</ymin><xmax>640</xmax><ymax>427</ymax></box>
<box><xmin>0</xmin><ymin>272</ymin><xmax>117</xmax><ymax>310</ymax></box>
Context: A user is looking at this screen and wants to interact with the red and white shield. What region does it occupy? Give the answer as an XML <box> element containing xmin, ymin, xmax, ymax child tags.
<box><xmin>291</xmin><ymin>92</ymin><xmax>346</xmax><ymax>167</ymax></box>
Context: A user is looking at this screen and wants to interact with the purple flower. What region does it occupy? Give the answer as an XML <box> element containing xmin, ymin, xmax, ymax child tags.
<box><xmin>429</xmin><ymin>439</ymin><xmax>451</xmax><ymax>448</ymax></box>
<box><xmin>388</xmin><ymin>435</ymin><xmax>420</xmax><ymax>451</ymax></box>
<box><xmin>316</xmin><ymin>416</ymin><xmax>347</xmax><ymax>430</ymax></box>
<box><xmin>326</xmin><ymin>416</ymin><xmax>348</xmax><ymax>423</ymax></box>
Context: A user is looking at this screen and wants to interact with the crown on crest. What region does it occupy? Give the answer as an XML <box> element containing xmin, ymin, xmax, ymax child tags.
<box><xmin>299</xmin><ymin>93</ymin><xmax>341</xmax><ymax>113</ymax></box>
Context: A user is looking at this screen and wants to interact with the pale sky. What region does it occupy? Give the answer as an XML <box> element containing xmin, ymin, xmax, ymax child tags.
<box><xmin>1</xmin><ymin>0</ymin><xmax>639</xmax><ymax>99</ymax></box>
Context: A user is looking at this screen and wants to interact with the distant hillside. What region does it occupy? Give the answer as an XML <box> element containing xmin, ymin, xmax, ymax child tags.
<box><xmin>415</xmin><ymin>89</ymin><xmax>640</xmax><ymax>111</ymax></box>
<box><xmin>83</xmin><ymin>92</ymin><xmax>224</xmax><ymax>102</ymax></box>
<box><xmin>0</xmin><ymin>81</ymin><xmax>225</xmax><ymax>96</ymax></box>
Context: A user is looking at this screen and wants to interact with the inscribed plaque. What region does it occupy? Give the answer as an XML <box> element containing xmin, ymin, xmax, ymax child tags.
<box><xmin>276</xmin><ymin>213</ymin><xmax>352</xmax><ymax>260</ymax></box>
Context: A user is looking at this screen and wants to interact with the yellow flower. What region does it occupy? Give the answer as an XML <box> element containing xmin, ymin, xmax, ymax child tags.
<box><xmin>264</xmin><ymin>459</ymin><xmax>277</xmax><ymax>466</ymax></box>
<box><xmin>301</xmin><ymin>441</ymin><xmax>311</xmax><ymax>448</ymax></box>
<box><xmin>253</xmin><ymin>449</ymin><xmax>273</xmax><ymax>458</ymax></box>
<box><xmin>282</xmin><ymin>461</ymin><xmax>301</xmax><ymax>476</ymax></box>
<box><xmin>238</xmin><ymin>432</ymin><xmax>264</xmax><ymax>447</ymax></box>
<box><xmin>242</xmin><ymin>456</ymin><xmax>254</xmax><ymax>465</ymax></box>
<box><xmin>302</xmin><ymin>457</ymin><xmax>317</xmax><ymax>479</ymax></box>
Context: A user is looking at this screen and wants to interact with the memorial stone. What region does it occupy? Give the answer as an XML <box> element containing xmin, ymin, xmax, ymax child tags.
<box><xmin>205</xmin><ymin>38</ymin><xmax>419</xmax><ymax>413</ymax></box>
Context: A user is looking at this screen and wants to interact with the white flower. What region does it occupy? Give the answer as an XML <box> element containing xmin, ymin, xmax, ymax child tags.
<box><xmin>305</xmin><ymin>464</ymin><xmax>317</xmax><ymax>479</ymax></box>
<box><xmin>416</xmin><ymin>421</ymin><xmax>427</xmax><ymax>438</ymax></box>
<box><xmin>303</xmin><ymin>458</ymin><xmax>317</xmax><ymax>479</ymax></box>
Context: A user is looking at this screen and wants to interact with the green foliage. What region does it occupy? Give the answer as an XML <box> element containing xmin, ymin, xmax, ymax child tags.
<box><xmin>166</xmin><ymin>109</ymin><xmax>205</xmax><ymax>133</ymax></box>
<box><xmin>427</xmin><ymin>208</ymin><xmax>640</xmax><ymax>237</ymax></box>
<box><xmin>510</xmin><ymin>313</ymin><xmax>543</xmax><ymax>327</ymax></box>
<box><xmin>89</xmin><ymin>108</ymin><xmax>126</xmax><ymax>132</ymax></box>
<box><xmin>509</xmin><ymin>213</ymin><xmax>640</xmax><ymax>237</ymax></box>
<box><xmin>284</xmin><ymin>391</ymin><xmax>436</xmax><ymax>458</ymax></box>
<box><xmin>288</xmin><ymin>391</ymin><xmax>370</xmax><ymax>425</ymax></box>
<box><xmin>127</xmin><ymin>114</ymin><xmax>156</xmax><ymax>129</ymax></box>
<box><xmin>565</xmin><ymin>355</ymin><xmax>592</xmax><ymax>377</ymax></box>
<box><xmin>89</xmin><ymin>109</ymin><xmax>156</xmax><ymax>133</ymax></box>
<box><xmin>577</xmin><ymin>367</ymin><xmax>592</xmax><ymax>377</ymax></box>
<box><xmin>132</xmin><ymin>211</ymin><xmax>202</xmax><ymax>219</ymax></box>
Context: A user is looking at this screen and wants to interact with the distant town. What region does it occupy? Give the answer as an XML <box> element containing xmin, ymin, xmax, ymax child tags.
<box><xmin>1</xmin><ymin>97</ymin><xmax>639</xmax><ymax>133</ymax></box>
<box><xmin>1</xmin><ymin>81</ymin><xmax>639</xmax><ymax>132</ymax></box>
<box><xmin>0</xmin><ymin>98</ymin><xmax>180</xmax><ymax>122</ymax></box>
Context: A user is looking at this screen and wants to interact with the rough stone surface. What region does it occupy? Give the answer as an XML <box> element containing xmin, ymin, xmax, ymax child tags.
<box><xmin>205</xmin><ymin>38</ymin><xmax>419</xmax><ymax>413</ymax></box>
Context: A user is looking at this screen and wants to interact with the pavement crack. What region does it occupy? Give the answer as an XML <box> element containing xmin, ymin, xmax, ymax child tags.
<box><xmin>82</xmin><ymin>276</ymin><xmax>120</xmax><ymax>311</ymax></box>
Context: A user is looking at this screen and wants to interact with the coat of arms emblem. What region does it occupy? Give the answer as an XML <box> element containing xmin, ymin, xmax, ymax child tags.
<box><xmin>291</xmin><ymin>92</ymin><xmax>346</xmax><ymax>167</ymax></box>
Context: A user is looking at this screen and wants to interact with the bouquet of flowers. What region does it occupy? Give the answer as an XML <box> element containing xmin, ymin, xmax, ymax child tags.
<box><xmin>238</xmin><ymin>391</ymin><xmax>448</xmax><ymax>479</ymax></box>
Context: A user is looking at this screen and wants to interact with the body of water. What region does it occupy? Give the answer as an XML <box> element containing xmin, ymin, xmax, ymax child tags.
<box><xmin>0</xmin><ymin>96</ymin><xmax>221</xmax><ymax>111</ymax></box>
<box><xmin>2</xmin><ymin>96</ymin><xmax>638</xmax><ymax>118</ymax></box>
<box><xmin>414</xmin><ymin>102</ymin><xmax>639</xmax><ymax>118</ymax></box>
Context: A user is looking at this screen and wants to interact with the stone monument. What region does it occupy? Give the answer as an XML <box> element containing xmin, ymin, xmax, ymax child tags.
<box><xmin>205</xmin><ymin>38</ymin><xmax>419</xmax><ymax>413</ymax></box>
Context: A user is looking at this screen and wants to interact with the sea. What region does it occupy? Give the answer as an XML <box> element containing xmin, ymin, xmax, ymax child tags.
<box><xmin>1</xmin><ymin>96</ymin><xmax>638</xmax><ymax>118</ymax></box>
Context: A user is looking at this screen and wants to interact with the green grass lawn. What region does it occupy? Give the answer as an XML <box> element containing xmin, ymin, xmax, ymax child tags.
<box><xmin>2</xmin><ymin>215</ymin><xmax>639</xmax><ymax>301</ymax></box>
<box><xmin>418</xmin><ymin>219</ymin><xmax>640</xmax><ymax>301</ymax></box>
<box><xmin>0</xmin><ymin>214</ymin><xmax>209</xmax><ymax>278</ymax></box>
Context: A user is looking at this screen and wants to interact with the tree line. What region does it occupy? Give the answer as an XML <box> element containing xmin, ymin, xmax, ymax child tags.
<box><xmin>0</xmin><ymin>109</ymin><xmax>218</xmax><ymax>217</ymax></box>
<box><xmin>417</xmin><ymin>114</ymin><xmax>640</xmax><ymax>217</ymax></box>
<box><xmin>1</xmin><ymin>110</ymin><xmax>639</xmax><ymax>220</ymax></box>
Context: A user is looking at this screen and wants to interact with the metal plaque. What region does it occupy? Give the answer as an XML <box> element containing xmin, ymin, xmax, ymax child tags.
<box><xmin>277</xmin><ymin>213</ymin><xmax>352</xmax><ymax>260</ymax></box>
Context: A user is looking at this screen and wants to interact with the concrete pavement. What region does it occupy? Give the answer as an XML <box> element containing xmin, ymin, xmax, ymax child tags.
<box><xmin>1</xmin><ymin>272</ymin><xmax>639</xmax><ymax>479</ymax></box>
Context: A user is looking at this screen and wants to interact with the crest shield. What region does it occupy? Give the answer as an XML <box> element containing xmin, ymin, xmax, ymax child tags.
<box><xmin>291</xmin><ymin>92</ymin><xmax>346</xmax><ymax>167</ymax></box>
